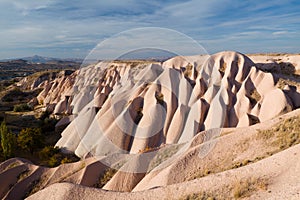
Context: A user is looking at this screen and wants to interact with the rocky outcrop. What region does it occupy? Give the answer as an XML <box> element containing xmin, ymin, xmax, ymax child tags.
<box><xmin>248</xmin><ymin>53</ymin><xmax>300</xmax><ymax>74</ymax></box>
<box><xmin>50</xmin><ymin>51</ymin><xmax>300</xmax><ymax>158</ymax></box>
<box><xmin>36</xmin><ymin>71</ymin><xmax>76</xmax><ymax>113</ymax></box>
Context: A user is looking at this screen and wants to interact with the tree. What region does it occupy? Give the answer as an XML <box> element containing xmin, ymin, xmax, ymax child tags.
<box><xmin>0</xmin><ymin>121</ymin><xmax>16</xmax><ymax>159</ymax></box>
<box><xmin>38</xmin><ymin>146</ymin><xmax>79</xmax><ymax>167</ymax></box>
<box><xmin>39</xmin><ymin>145</ymin><xmax>60</xmax><ymax>160</ymax></box>
<box><xmin>17</xmin><ymin>128</ymin><xmax>44</xmax><ymax>154</ymax></box>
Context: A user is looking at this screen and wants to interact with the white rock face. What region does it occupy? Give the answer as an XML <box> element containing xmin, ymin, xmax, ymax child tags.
<box><xmin>39</xmin><ymin>51</ymin><xmax>300</xmax><ymax>158</ymax></box>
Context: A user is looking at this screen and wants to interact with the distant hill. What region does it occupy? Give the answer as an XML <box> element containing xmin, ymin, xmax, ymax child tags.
<box><xmin>0</xmin><ymin>56</ymin><xmax>81</xmax><ymax>81</ymax></box>
<box><xmin>1</xmin><ymin>55</ymin><xmax>83</xmax><ymax>64</ymax></box>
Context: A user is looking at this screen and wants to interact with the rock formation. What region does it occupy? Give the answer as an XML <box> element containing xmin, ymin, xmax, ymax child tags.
<box><xmin>48</xmin><ymin>51</ymin><xmax>299</xmax><ymax>157</ymax></box>
<box><xmin>1</xmin><ymin>51</ymin><xmax>300</xmax><ymax>199</ymax></box>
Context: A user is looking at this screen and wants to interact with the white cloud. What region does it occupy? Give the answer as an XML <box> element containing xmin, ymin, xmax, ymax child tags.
<box><xmin>272</xmin><ymin>31</ymin><xmax>289</xmax><ymax>35</ymax></box>
<box><xmin>0</xmin><ymin>0</ymin><xmax>299</xmax><ymax>58</ymax></box>
<box><xmin>10</xmin><ymin>0</ymin><xmax>53</xmax><ymax>15</ymax></box>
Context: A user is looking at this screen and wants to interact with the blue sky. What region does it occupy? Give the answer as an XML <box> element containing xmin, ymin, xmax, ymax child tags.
<box><xmin>0</xmin><ymin>0</ymin><xmax>300</xmax><ymax>59</ymax></box>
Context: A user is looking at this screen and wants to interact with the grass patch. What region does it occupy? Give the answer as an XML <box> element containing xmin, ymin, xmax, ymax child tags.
<box><xmin>180</xmin><ymin>192</ymin><xmax>215</xmax><ymax>200</ymax></box>
<box><xmin>190</xmin><ymin>115</ymin><xmax>300</xmax><ymax>182</ymax></box>
<box><xmin>191</xmin><ymin>167</ymin><xmax>214</xmax><ymax>180</ymax></box>
<box><xmin>56</xmin><ymin>161</ymin><xmax>86</xmax><ymax>183</ymax></box>
<box><xmin>233</xmin><ymin>177</ymin><xmax>268</xmax><ymax>199</ymax></box>
<box><xmin>148</xmin><ymin>144</ymin><xmax>182</xmax><ymax>171</ymax></box>
<box><xmin>96</xmin><ymin>167</ymin><xmax>118</xmax><ymax>188</ymax></box>
<box><xmin>257</xmin><ymin>115</ymin><xmax>300</xmax><ymax>150</ymax></box>
<box><xmin>3</xmin><ymin>161</ymin><xmax>21</xmax><ymax>171</ymax></box>
<box><xmin>180</xmin><ymin>177</ymin><xmax>268</xmax><ymax>200</ymax></box>
<box><xmin>226</xmin><ymin>115</ymin><xmax>300</xmax><ymax>172</ymax></box>
<box><xmin>23</xmin><ymin>178</ymin><xmax>41</xmax><ymax>199</ymax></box>
<box><xmin>26</xmin><ymin>174</ymin><xmax>49</xmax><ymax>197</ymax></box>
<box><xmin>17</xmin><ymin>169</ymin><xmax>30</xmax><ymax>182</ymax></box>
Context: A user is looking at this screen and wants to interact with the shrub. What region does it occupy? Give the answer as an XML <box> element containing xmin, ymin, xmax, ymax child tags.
<box><xmin>38</xmin><ymin>111</ymin><xmax>58</xmax><ymax>132</ymax></box>
<box><xmin>39</xmin><ymin>146</ymin><xmax>60</xmax><ymax>160</ymax></box>
<box><xmin>47</xmin><ymin>154</ymin><xmax>63</xmax><ymax>167</ymax></box>
<box><xmin>13</xmin><ymin>103</ymin><xmax>32</xmax><ymax>112</ymax></box>
<box><xmin>47</xmin><ymin>153</ymin><xmax>79</xmax><ymax>167</ymax></box>
<box><xmin>17</xmin><ymin>127</ymin><xmax>44</xmax><ymax>154</ymax></box>
<box><xmin>97</xmin><ymin>168</ymin><xmax>117</xmax><ymax>188</ymax></box>
<box><xmin>60</xmin><ymin>157</ymin><xmax>75</xmax><ymax>164</ymax></box>
<box><xmin>279</xmin><ymin>62</ymin><xmax>295</xmax><ymax>75</ymax></box>
<box><xmin>180</xmin><ymin>192</ymin><xmax>215</xmax><ymax>200</ymax></box>
<box><xmin>138</xmin><ymin>145</ymin><xmax>156</xmax><ymax>153</ymax></box>
<box><xmin>40</xmin><ymin>117</ymin><xmax>58</xmax><ymax>132</ymax></box>
<box><xmin>39</xmin><ymin>111</ymin><xmax>51</xmax><ymax>121</ymax></box>
<box><xmin>135</xmin><ymin>107</ymin><xmax>143</xmax><ymax>123</ymax></box>
<box><xmin>233</xmin><ymin>177</ymin><xmax>268</xmax><ymax>199</ymax></box>
<box><xmin>17</xmin><ymin>169</ymin><xmax>30</xmax><ymax>182</ymax></box>
<box><xmin>219</xmin><ymin>61</ymin><xmax>227</xmax><ymax>73</ymax></box>
<box><xmin>249</xmin><ymin>88</ymin><xmax>261</xmax><ymax>104</ymax></box>
<box><xmin>39</xmin><ymin>146</ymin><xmax>79</xmax><ymax>167</ymax></box>
<box><xmin>155</xmin><ymin>92</ymin><xmax>164</xmax><ymax>105</ymax></box>
<box><xmin>184</xmin><ymin>63</ymin><xmax>194</xmax><ymax>77</ymax></box>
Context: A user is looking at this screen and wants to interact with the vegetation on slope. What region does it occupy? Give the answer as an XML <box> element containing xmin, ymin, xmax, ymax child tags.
<box><xmin>0</xmin><ymin>121</ymin><xmax>16</xmax><ymax>159</ymax></box>
<box><xmin>13</xmin><ymin>103</ymin><xmax>33</xmax><ymax>112</ymax></box>
<box><xmin>187</xmin><ymin>114</ymin><xmax>300</xmax><ymax>186</ymax></box>
<box><xmin>257</xmin><ymin>115</ymin><xmax>300</xmax><ymax>151</ymax></box>
<box><xmin>96</xmin><ymin>168</ymin><xmax>118</xmax><ymax>188</ymax></box>
<box><xmin>0</xmin><ymin>75</ymin><xmax>79</xmax><ymax>167</ymax></box>
<box><xmin>0</xmin><ymin>119</ymin><xmax>79</xmax><ymax>167</ymax></box>
<box><xmin>180</xmin><ymin>177</ymin><xmax>268</xmax><ymax>200</ymax></box>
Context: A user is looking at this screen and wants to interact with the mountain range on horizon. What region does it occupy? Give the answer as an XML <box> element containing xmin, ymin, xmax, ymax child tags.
<box><xmin>3</xmin><ymin>52</ymin><xmax>300</xmax><ymax>64</ymax></box>
<box><xmin>0</xmin><ymin>55</ymin><xmax>83</xmax><ymax>64</ymax></box>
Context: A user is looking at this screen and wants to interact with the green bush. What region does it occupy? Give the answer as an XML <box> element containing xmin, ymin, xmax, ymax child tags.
<box><xmin>40</xmin><ymin>117</ymin><xmax>58</xmax><ymax>132</ymax></box>
<box><xmin>38</xmin><ymin>111</ymin><xmax>58</xmax><ymax>132</ymax></box>
<box><xmin>60</xmin><ymin>157</ymin><xmax>75</xmax><ymax>164</ymax></box>
<box><xmin>47</xmin><ymin>154</ymin><xmax>63</xmax><ymax>167</ymax></box>
<box><xmin>39</xmin><ymin>145</ymin><xmax>79</xmax><ymax>167</ymax></box>
<box><xmin>17</xmin><ymin>127</ymin><xmax>44</xmax><ymax>154</ymax></box>
<box><xmin>39</xmin><ymin>146</ymin><xmax>60</xmax><ymax>160</ymax></box>
<box><xmin>97</xmin><ymin>168</ymin><xmax>117</xmax><ymax>188</ymax></box>
<box><xmin>13</xmin><ymin>103</ymin><xmax>32</xmax><ymax>112</ymax></box>
<box><xmin>39</xmin><ymin>111</ymin><xmax>51</xmax><ymax>121</ymax></box>
<box><xmin>0</xmin><ymin>121</ymin><xmax>16</xmax><ymax>159</ymax></box>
